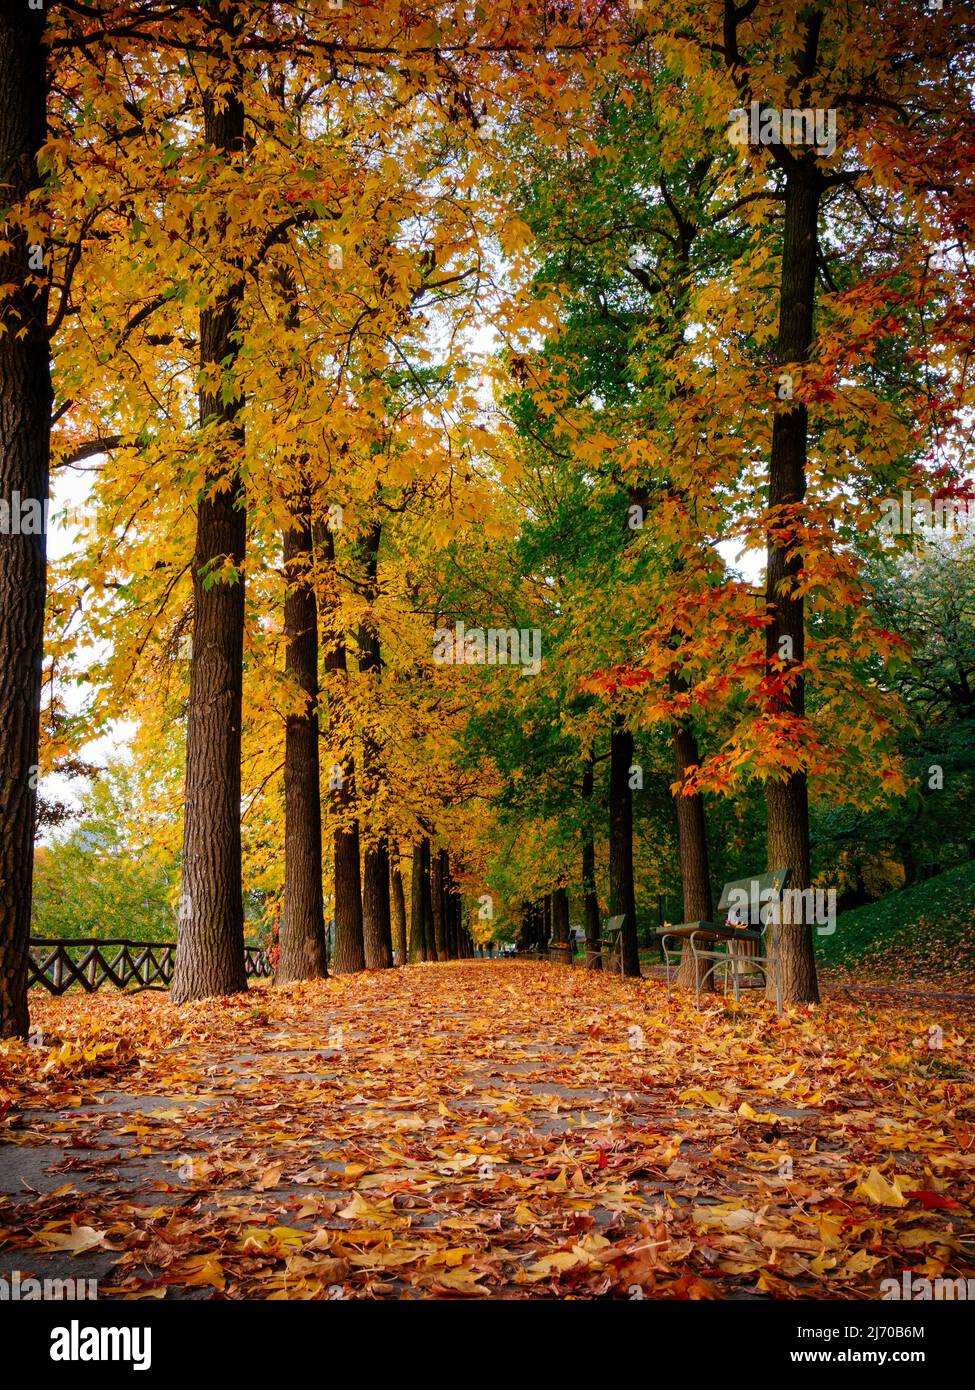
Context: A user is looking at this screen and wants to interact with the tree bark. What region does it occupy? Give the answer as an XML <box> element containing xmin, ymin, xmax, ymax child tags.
<box><xmin>582</xmin><ymin>757</ymin><xmax>602</xmax><ymax>969</ymax></box>
<box><xmin>764</xmin><ymin>169</ymin><xmax>822</xmax><ymax>1004</ymax></box>
<box><xmin>354</xmin><ymin>517</ymin><xmax>391</xmax><ymax>969</ymax></box>
<box><xmin>534</xmin><ymin>901</ymin><xmax>546</xmax><ymax>952</ymax></box>
<box><xmin>319</xmin><ymin>526</ymin><xmax>364</xmax><ymax>974</ymax></box>
<box><xmin>410</xmin><ymin>837</ymin><xmax>433</xmax><ymax>961</ymax></box>
<box><xmin>517</xmin><ymin>901</ymin><xmax>532</xmax><ymax>952</ymax></box>
<box><xmin>390</xmin><ymin>841</ymin><xmax>408</xmax><ymax>965</ymax></box>
<box><xmin>445</xmin><ymin>856</ymin><xmax>458</xmax><ymax>959</ymax></box>
<box><xmin>670</xmin><ymin>695</ymin><xmax>715</xmax><ymax>991</ymax></box>
<box><xmin>551</xmin><ymin>885</ymin><xmax>570</xmax><ymax>962</ymax></box>
<box><xmin>362</xmin><ymin>837</ymin><xmax>392</xmax><ymax>968</ymax></box>
<box><xmin>0</xmin><ymin>4</ymin><xmax>49</xmax><ymax>1038</ymax></box>
<box><xmin>408</xmin><ymin>842</ymin><xmax>423</xmax><ymax>961</ymax></box>
<box><xmin>609</xmin><ymin>715</ymin><xmax>640</xmax><ymax>975</ymax></box>
<box><xmin>431</xmin><ymin>846</ymin><xmax>448</xmax><ymax>959</ymax></box>
<box><xmin>422</xmin><ymin>838</ymin><xmax>437</xmax><ymax>960</ymax></box>
<box><xmin>172</xmin><ymin>3</ymin><xmax>248</xmax><ymax>1003</ymax></box>
<box><xmin>899</xmin><ymin>837</ymin><xmax>918</xmax><ymax>888</ymax></box>
<box><xmin>276</xmin><ymin>479</ymin><xmax>328</xmax><ymax>984</ymax></box>
<box><xmin>332</xmin><ymin>811</ymin><xmax>365</xmax><ymax>974</ymax></box>
<box><xmin>451</xmin><ymin>886</ymin><xmax>462</xmax><ymax>958</ymax></box>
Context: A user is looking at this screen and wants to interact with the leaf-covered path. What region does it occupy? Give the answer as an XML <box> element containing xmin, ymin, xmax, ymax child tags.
<box><xmin>1</xmin><ymin>962</ymin><xmax>973</xmax><ymax>1299</ymax></box>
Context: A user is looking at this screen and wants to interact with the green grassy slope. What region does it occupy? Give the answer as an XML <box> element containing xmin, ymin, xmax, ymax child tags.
<box><xmin>815</xmin><ymin>861</ymin><xmax>975</xmax><ymax>988</ymax></box>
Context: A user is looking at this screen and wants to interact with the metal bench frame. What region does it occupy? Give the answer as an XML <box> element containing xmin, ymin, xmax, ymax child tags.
<box><xmin>659</xmin><ymin>869</ymin><xmax>790</xmax><ymax>1016</ymax></box>
<box><xmin>590</xmin><ymin>913</ymin><xmax>626</xmax><ymax>974</ymax></box>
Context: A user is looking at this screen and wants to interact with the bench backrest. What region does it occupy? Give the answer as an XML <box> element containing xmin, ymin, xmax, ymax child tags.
<box><xmin>603</xmin><ymin>913</ymin><xmax>626</xmax><ymax>938</ymax></box>
<box><xmin>717</xmin><ymin>868</ymin><xmax>791</xmax><ymax>926</ymax></box>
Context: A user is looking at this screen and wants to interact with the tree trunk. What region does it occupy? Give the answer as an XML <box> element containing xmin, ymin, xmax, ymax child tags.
<box><xmin>390</xmin><ymin>842</ymin><xmax>408</xmax><ymax>965</ymax></box>
<box><xmin>534</xmin><ymin>901</ymin><xmax>546</xmax><ymax>952</ymax></box>
<box><xmin>353</xmin><ymin>516</ymin><xmax>390</xmax><ymax>969</ymax></box>
<box><xmin>671</xmin><ymin>699</ymin><xmax>715</xmax><ymax>992</ymax></box>
<box><xmin>899</xmin><ymin>838</ymin><xmax>918</xmax><ymax>888</ymax></box>
<box><xmin>517</xmin><ymin>901</ymin><xmax>532</xmax><ymax>952</ymax></box>
<box><xmin>451</xmin><ymin>886</ymin><xmax>462</xmax><ymax>958</ymax></box>
<box><xmin>318</xmin><ymin>526</ymin><xmax>364</xmax><ymax>975</ymax></box>
<box><xmin>582</xmin><ymin>757</ymin><xmax>601</xmax><ymax>970</ymax></box>
<box><xmin>362</xmin><ymin>837</ymin><xmax>392</xmax><ymax>968</ymax></box>
<box><xmin>172</xmin><ymin>4</ymin><xmax>248</xmax><ymax>1003</ymax></box>
<box><xmin>609</xmin><ymin>716</ymin><xmax>640</xmax><ymax>976</ymax></box>
<box><xmin>445</xmin><ymin>857</ymin><xmax>458</xmax><ymax>959</ymax></box>
<box><xmin>766</xmin><ymin>779</ymin><xmax>816</xmax><ymax>1002</ymax></box>
<box><xmin>422</xmin><ymin>838</ymin><xmax>437</xmax><ymax>960</ymax></box>
<box><xmin>551</xmin><ymin>886</ymin><xmax>570</xmax><ymax>963</ymax></box>
<box><xmin>332</xmin><ymin>812</ymin><xmax>365</xmax><ymax>974</ymax></box>
<box><xmin>409</xmin><ymin>842</ymin><xmax>423</xmax><ymax>961</ymax></box>
<box><xmin>276</xmin><ymin>480</ymin><xmax>328</xmax><ymax>984</ymax></box>
<box><xmin>0</xmin><ymin>5</ymin><xmax>49</xmax><ymax>1039</ymax></box>
<box><xmin>410</xmin><ymin>837</ymin><xmax>432</xmax><ymax>961</ymax></box>
<box><xmin>764</xmin><ymin>170</ymin><xmax>823</xmax><ymax>1005</ymax></box>
<box><xmin>431</xmin><ymin>847</ymin><xmax>448</xmax><ymax>959</ymax></box>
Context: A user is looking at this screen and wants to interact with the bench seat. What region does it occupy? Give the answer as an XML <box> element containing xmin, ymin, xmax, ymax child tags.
<box><xmin>658</xmin><ymin>870</ymin><xmax>790</xmax><ymax>1014</ymax></box>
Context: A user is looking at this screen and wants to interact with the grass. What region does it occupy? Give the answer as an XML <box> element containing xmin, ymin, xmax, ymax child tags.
<box><xmin>816</xmin><ymin>860</ymin><xmax>975</xmax><ymax>990</ymax></box>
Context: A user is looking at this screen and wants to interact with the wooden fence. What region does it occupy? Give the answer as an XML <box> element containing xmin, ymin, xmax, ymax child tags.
<box><xmin>27</xmin><ymin>938</ymin><xmax>272</xmax><ymax>995</ymax></box>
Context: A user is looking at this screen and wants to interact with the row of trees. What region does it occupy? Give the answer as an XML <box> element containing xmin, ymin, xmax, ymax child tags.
<box><xmin>2</xmin><ymin>3</ymin><xmax>973</xmax><ymax>1036</ymax></box>
<box><xmin>1</xmin><ymin>1</ymin><xmax>618</xmax><ymax>1035</ymax></box>
<box><xmin>451</xmin><ymin>1</ymin><xmax>975</xmax><ymax>998</ymax></box>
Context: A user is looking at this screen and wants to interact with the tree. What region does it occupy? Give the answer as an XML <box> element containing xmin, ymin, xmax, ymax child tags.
<box><xmin>171</xmin><ymin>1</ymin><xmax>248</xmax><ymax>1003</ymax></box>
<box><xmin>32</xmin><ymin>763</ymin><xmax>176</xmax><ymax>942</ymax></box>
<box><xmin>324</xmin><ymin>521</ymin><xmax>365</xmax><ymax>975</ymax></box>
<box><xmin>581</xmin><ymin>757</ymin><xmax>602</xmax><ymax>969</ymax></box>
<box><xmin>0</xmin><ymin>2</ymin><xmax>50</xmax><ymax>1038</ymax></box>
<box><xmin>276</xmin><ymin>476</ymin><xmax>328</xmax><ymax>983</ymax></box>
<box><xmin>390</xmin><ymin>842</ymin><xmax>408</xmax><ymax>965</ymax></box>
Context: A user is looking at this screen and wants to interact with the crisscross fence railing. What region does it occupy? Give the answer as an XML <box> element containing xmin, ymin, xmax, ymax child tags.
<box><xmin>28</xmin><ymin>938</ymin><xmax>272</xmax><ymax>995</ymax></box>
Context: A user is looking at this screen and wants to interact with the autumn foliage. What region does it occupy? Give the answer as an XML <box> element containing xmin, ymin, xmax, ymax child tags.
<box><xmin>0</xmin><ymin>0</ymin><xmax>974</xmax><ymax>1315</ymax></box>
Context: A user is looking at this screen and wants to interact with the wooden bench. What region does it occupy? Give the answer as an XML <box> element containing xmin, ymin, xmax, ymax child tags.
<box><xmin>590</xmin><ymin>913</ymin><xmax>626</xmax><ymax>975</ymax></box>
<box><xmin>657</xmin><ymin>869</ymin><xmax>790</xmax><ymax>1015</ymax></box>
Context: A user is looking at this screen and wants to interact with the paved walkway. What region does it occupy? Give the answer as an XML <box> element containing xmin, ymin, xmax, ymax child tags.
<box><xmin>1</xmin><ymin>961</ymin><xmax>972</xmax><ymax>1298</ymax></box>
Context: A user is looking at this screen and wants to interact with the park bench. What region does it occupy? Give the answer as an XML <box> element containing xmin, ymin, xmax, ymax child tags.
<box><xmin>657</xmin><ymin>869</ymin><xmax>790</xmax><ymax>1015</ymax></box>
<box><xmin>549</xmin><ymin>924</ymin><xmax>589</xmax><ymax>965</ymax></box>
<box><xmin>589</xmin><ymin>913</ymin><xmax>626</xmax><ymax>974</ymax></box>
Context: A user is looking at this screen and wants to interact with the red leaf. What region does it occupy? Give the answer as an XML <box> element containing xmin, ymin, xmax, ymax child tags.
<box><xmin>905</xmin><ymin>1191</ymin><xmax>961</xmax><ymax>1210</ymax></box>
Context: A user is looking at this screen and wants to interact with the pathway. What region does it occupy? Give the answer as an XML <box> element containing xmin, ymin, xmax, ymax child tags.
<box><xmin>1</xmin><ymin>961</ymin><xmax>972</xmax><ymax>1299</ymax></box>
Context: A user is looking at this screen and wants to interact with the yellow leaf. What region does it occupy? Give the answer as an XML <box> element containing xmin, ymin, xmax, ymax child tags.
<box><xmin>254</xmin><ymin>1162</ymin><xmax>285</xmax><ymax>1190</ymax></box>
<box><xmin>179</xmin><ymin>1256</ymin><xmax>225</xmax><ymax>1290</ymax></box>
<box><xmin>37</xmin><ymin>1224</ymin><xmax>106</xmax><ymax>1254</ymax></box>
<box><xmin>738</xmin><ymin>1101</ymin><xmax>781</xmax><ymax>1124</ymax></box>
<box><xmin>841</xmin><ymin>1249</ymin><xmax>882</xmax><ymax>1276</ymax></box>
<box><xmin>855</xmin><ymin>1167</ymin><xmax>909</xmax><ymax>1207</ymax></box>
<box><xmin>336</xmin><ymin>1192</ymin><xmax>395</xmax><ymax>1223</ymax></box>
